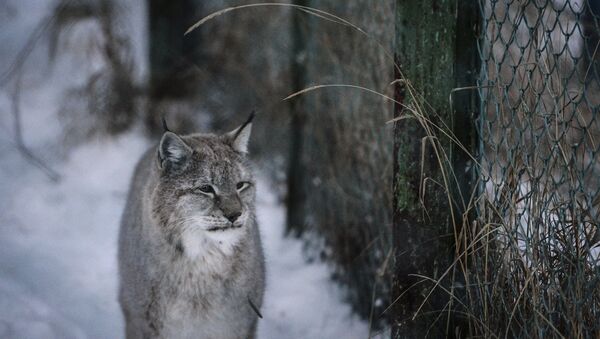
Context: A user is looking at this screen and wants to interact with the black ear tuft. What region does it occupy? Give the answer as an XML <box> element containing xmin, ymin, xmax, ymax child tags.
<box><xmin>233</xmin><ymin>110</ymin><xmax>255</xmax><ymax>140</ymax></box>
<box><xmin>225</xmin><ymin>111</ymin><xmax>255</xmax><ymax>154</ymax></box>
<box><xmin>162</xmin><ymin>116</ymin><xmax>171</xmax><ymax>132</ymax></box>
<box><xmin>158</xmin><ymin>132</ymin><xmax>192</xmax><ymax>172</ymax></box>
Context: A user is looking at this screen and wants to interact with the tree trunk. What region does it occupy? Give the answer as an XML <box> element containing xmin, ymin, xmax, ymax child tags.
<box><xmin>147</xmin><ymin>0</ymin><xmax>202</xmax><ymax>134</ymax></box>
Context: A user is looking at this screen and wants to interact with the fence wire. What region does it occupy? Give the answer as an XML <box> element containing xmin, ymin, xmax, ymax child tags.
<box><xmin>473</xmin><ymin>0</ymin><xmax>600</xmax><ymax>337</ymax></box>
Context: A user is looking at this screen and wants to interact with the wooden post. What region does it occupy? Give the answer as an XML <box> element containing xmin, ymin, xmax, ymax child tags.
<box><xmin>392</xmin><ymin>0</ymin><xmax>479</xmax><ymax>337</ymax></box>
<box><xmin>286</xmin><ymin>0</ymin><xmax>309</xmax><ymax>234</ymax></box>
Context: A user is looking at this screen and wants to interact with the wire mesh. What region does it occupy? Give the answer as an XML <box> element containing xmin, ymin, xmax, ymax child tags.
<box><xmin>474</xmin><ymin>0</ymin><xmax>600</xmax><ymax>336</ymax></box>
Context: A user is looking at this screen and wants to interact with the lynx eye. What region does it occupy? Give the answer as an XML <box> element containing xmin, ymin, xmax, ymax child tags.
<box><xmin>197</xmin><ymin>185</ymin><xmax>215</xmax><ymax>194</ymax></box>
<box><xmin>236</xmin><ymin>182</ymin><xmax>250</xmax><ymax>191</ymax></box>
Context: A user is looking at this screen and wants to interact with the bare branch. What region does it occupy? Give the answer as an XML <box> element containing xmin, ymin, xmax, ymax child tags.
<box><xmin>11</xmin><ymin>71</ymin><xmax>61</xmax><ymax>182</ymax></box>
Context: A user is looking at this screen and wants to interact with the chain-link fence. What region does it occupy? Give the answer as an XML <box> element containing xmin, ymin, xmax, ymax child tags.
<box><xmin>473</xmin><ymin>0</ymin><xmax>600</xmax><ymax>336</ymax></box>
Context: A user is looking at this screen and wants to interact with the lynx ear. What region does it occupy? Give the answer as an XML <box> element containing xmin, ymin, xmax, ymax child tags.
<box><xmin>158</xmin><ymin>132</ymin><xmax>193</xmax><ymax>172</ymax></box>
<box><xmin>225</xmin><ymin>111</ymin><xmax>254</xmax><ymax>154</ymax></box>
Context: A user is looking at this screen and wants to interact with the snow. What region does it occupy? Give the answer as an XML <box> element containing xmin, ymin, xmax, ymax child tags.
<box><xmin>256</xmin><ymin>184</ymin><xmax>369</xmax><ymax>339</ymax></box>
<box><xmin>0</xmin><ymin>132</ymin><xmax>370</xmax><ymax>339</ymax></box>
<box><xmin>0</xmin><ymin>133</ymin><xmax>147</xmax><ymax>339</ymax></box>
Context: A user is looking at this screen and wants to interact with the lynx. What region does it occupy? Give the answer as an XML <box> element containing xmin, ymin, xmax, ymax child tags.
<box><xmin>118</xmin><ymin>113</ymin><xmax>265</xmax><ymax>339</ymax></box>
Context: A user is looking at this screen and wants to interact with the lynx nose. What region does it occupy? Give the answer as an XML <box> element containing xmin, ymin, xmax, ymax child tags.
<box><xmin>226</xmin><ymin>211</ymin><xmax>241</xmax><ymax>223</ymax></box>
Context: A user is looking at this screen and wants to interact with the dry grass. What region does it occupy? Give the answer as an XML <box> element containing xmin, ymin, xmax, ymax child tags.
<box><xmin>438</xmin><ymin>1</ymin><xmax>600</xmax><ymax>337</ymax></box>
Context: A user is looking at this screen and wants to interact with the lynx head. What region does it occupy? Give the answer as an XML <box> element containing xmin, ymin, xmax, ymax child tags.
<box><xmin>151</xmin><ymin>113</ymin><xmax>256</xmax><ymax>258</ymax></box>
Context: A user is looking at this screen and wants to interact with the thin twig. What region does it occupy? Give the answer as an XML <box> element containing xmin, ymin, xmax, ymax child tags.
<box><xmin>247</xmin><ymin>296</ymin><xmax>263</xmax><ymax>319</ymax></box>
<box><xmin>0</xmin><ymin>0</ymin><xmax>72</xmax><ymax>88</ymax></box>
<box><xmin>11</xmin><ymin>70</ymin><xmax>61</xmax><ymax>182</ymax></box>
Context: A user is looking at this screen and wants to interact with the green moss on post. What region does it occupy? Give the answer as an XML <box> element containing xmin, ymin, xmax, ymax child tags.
<box><xmin>392</xmin><ymin>0</ymin><xmax>479</xmax><ymax>337</ymax></box>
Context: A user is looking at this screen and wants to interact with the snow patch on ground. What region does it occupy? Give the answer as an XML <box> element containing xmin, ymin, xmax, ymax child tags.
<box><xmin>0</xmin><ymin>133</ymin><xmax>148</xmax><ymax>339</ymax></box>
<box><xmin>257</xmin><ymin>187</ymin><xmax>369</xmax><ymax>339</ymax></box>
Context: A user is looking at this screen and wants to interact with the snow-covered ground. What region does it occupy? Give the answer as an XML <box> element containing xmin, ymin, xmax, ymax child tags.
<box><xmin>0</xmin><ymin>130</ymin><xmax>370</xmax><ymax>339</ymax></box>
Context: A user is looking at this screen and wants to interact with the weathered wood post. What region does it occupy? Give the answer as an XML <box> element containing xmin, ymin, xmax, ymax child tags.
<box><xmin>392</xmin><ymin>0</ymin><xmax>479</xmax><ymax>337</ymax></box>
<box><xmin>286</xmin><ymin>0</ymin><xmax>309</xmax><ymax>235</ymax></box>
